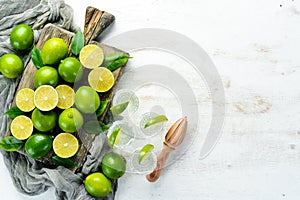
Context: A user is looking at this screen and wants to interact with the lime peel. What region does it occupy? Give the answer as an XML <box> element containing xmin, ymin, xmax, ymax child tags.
<box><xmin>110</xmin><ymin>101</ymin><xmax>129</xmax><ymax>115</ymax></box>
<box><xmin>108</xmin><ymin>127</ymin><xmax>121</xmax><ymax>148</ymax></box>
<box><xmin>138</xmin><ymin>144</ymin><xmax>154</xmax><ymax>164</ymax></box>
<box><xmin>144</xmin><ymin>115</ymin><xmax>168</xmax><ymax>128</ymax></box>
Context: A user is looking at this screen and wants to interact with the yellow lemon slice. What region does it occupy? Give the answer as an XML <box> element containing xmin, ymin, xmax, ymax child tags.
<box><xmin>10</xmin><ymin>115</ymin><xmax>33</xmax><ymax>140</ymax></box>
<box><xmin>53</xmin><ymin>133</ymin><xmax>79</xmax><ymax>158</ymax></box>
<box><xmin>88</xmin><ymin>67</ymin><xmax>115</xmax><ymax>92</ymax></box>
<box><xmin>56</xmin><ymin>85</ymin><xmax>75</xmax><ymax>109</ymax></box>
<box><xmin>79</xmin><ymin>44</ymin><xmax>104</xmax><ymax>69</ymax></box>
<box><xmin>34</xmin><ymin>85</ymin><xmax>58</xmax><ymax>111</ymax></box>
<box><xmin>16</xmin><ymin>88</ymin><xmax>35</xmax><ymax>112</ymax></box>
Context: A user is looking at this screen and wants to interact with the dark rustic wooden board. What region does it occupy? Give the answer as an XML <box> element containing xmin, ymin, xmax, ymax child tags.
<box><xmin>5</xmin><ymin>7</ymin><xmax>128</xmax><ymax>173</ymax></box>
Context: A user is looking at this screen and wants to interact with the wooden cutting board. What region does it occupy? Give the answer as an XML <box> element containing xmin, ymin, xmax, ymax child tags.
<box><xmin>5</xmin><ymin>7</ymin><xmax>128</xmax><ymax>173</ymax></box>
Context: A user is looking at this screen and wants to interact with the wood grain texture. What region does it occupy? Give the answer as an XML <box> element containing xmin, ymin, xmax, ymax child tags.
<box><xmin>5</xmin><ymin>7</ymin><xmax>127</xmax><ymax>173</ymax></box>
<box><xmin>84</xmin><ymin>6</ymin><xmax>115</xmax><ymax>44</ymax></box>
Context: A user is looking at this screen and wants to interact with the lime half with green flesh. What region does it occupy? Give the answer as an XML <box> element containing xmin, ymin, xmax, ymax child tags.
<box><xmin>138</xmin><ymin>144</ymin><xmax>154</xmax><ymax>164</ymax></box>
<box><xmin>108</xmin><ymin>127</ymin><xmax>121</xmax><ymax>148</ymax></box>
<box><xmin>144</xmin><ymin>115</ymin><xmax>168</xmax><ymax>128</ymax></box>
<box><xmin>110</xmin><ymin>101</ymin><xmax>129</xmax><ymax>115</ymax></box>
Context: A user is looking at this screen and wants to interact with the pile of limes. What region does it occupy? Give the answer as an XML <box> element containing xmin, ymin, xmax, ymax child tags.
<box><xmin>10</xmin><ymin>38</ymin><xmax>116</xmax><ymax>155</ymax></box>
<box><xmin>4</xmin><ymin>24</ymin><xmax>127</xmax><ymax>198</ymax></box>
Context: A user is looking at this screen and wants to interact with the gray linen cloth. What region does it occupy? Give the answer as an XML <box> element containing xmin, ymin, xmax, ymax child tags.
<box><xmin>0</xmin><ymin>0</ymin><xmax>117</xmax><ymax>199</ymax></box>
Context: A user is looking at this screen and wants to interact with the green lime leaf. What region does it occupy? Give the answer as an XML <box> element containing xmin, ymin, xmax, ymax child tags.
<box><xmin>5</xmin><ymin>106</ymin><xmax>24</xmax><ymax>119</ymax></box>
<box><xmin>71</xmin><ymin>29</ymin><xmax>84</xmax><ymax>56</ymax></box>
<box><xmin>99</xmin><ymin>121</ymin><xmax>110</xmax><ymax>131</ymax></box>
<box><xmin>52</xmin><ymin>155</ymin><xmax>76</xmax><ymax>168</ymax></box>
<box><xmin>144</xmin><ymin>115</ymin><xmax>168</xmax><ymax>128</ymax></box>
<box><xmin>108</xmin><ymin>127</ymin><xmax>121</xmax><ymax>148</ymax></box>
<box><xmin>83</xmin><ymin>120</ymin><xmax>110</xmax><ymax>134</ymax></box>
<box><xmin>103</xmin><ymin>53</ymin><xmax>124</xmax><ymax>66</ymax></box>
<box><xmin>110</xmin><ymin>101</ymin><xmax>129</xmax><ymax>115</ymax></box>
<box><xmin>138</xmin><ymin>144</ymin><xmax>154</xmax><ymax>164</ymax></box>
<box><xmin>96</xmin><ymin>99</ymin><xmax>111</xmax><ymax>117</ymax></box>
<box><xmin>0</xmin><ymin>136</ymin><xmax>24</xmax><ymax>152</ymax></box>
<box><xmin>31</xmin><ymin>46</ymin><xmax>43</xmax><ymax>69</ymax></box>
<box><xmin>104</xmin><ymin>54</ymin><xmax>131</xmax><ymax>71</ymax></box>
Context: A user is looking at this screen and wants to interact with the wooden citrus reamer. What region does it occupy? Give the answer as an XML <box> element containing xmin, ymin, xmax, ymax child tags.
<box><xmin>146</xmin><ymin>116</ymin><xmax>188</xmax><ymax>182</ymax></box>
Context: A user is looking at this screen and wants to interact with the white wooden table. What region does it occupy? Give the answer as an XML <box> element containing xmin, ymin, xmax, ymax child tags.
<box><xmin>1</xmin><ymin>0</ymin><xmax>300</xmax><ymax>199</ymax></box>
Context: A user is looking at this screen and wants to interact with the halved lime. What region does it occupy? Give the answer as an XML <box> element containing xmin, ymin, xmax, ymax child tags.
<box><xmin>34</xmin><ymin>85</ymin><xmax>58</xmax><ymax>111</ymax></box>
<box><xmin>79</xmin><ymin>44</ymin><xmax>104</xmax><ymax>69</ymax></box>
<box><xmin>53</xmin><ymin>133</ymin><xmax>79</xmax><ymax>158</ymax></box>
<box><xmin>16</xmin><ymin>88</ymin><xmax>35</xmax><ymax>112</ymax></box>
<box><xmin>88</xmin><ymin>67</ymin><xmax>115</xmax><ymax>92</ymax></box>
<box><xmin>110</xmin><ymin>101</ymin><xmax>129</xmax><ymax>115</ymax></box>
<box><xmin>108</xmin><ymin>127</ymin><xmax>121</xmax><ymax>148</ymax></box>
<box><xmin>10</xmin><ymin>115</ymin><xmax>33</xmax><ymax>140</ymax></box>
<box><xmin>138</xmin><ymin>144</ymin><xmax>154</xmax><ymax>164</ymax></box>
<box><xmin>56</xmin><ymin>85</ymin><xmax>75</xmax><ymax>109</ymax></box>
<box><xmin>144</xmin><ymin>115</ymin><xmax>168</xmax><ymax>128</ymax></box>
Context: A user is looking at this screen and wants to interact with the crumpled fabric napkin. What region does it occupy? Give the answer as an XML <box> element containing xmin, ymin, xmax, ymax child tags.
<box><xmin>0</xmin><ymin>0</ymin><xmax>117</xmax><ymax>199</ymax></box>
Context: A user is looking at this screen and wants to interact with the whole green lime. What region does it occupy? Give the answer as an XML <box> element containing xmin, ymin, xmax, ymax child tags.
<box><xmin>31</xmin><ymin>108</ymin><xmax>57</xmax><ymax>132</ymax></box>
<box><xmin>41</xmin><ymin>38</ymin><xmax>68</xmax><ymax>65</ymax></box>
<box><xmin>75</xmin><ymin>86</ymin><xmax>100</xmax><ymax>114</ymax></box>
<box><xmin>101</xmin><ymin>152</ymin><xmax>126</xmax><ymax>179</ymax></box>
<box><xmin>0</xmin><ymin>53</ymin><xmax>23</xmax><ymax>78</ymax></box>
<box><xmin>10</xmin><ymin>24</ymin><xmax>34</xmax><ymax>51</ymax></box>
<box><xmin>84</xmin><ymin>172</ymin><xmax>112</xmax><ymax>198</ymax></box>
<box><xmin>58</xmin><ymin>108</ymin><xmax>83</xmax><ymax>133</ymax></box>
<box><xmin>58</xmin><ymin>57</ymin><xmax>83</xmax><ymax>83</ymax></box>
<box><xmin>34</xmin><ymin>66</ymin><xmax>59</xmax><ymax>88</ymax></box>
<box><xmin>25</xmin><ymin>133</ymin><xmax>52</xmax><ymax>159</ymax></box>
